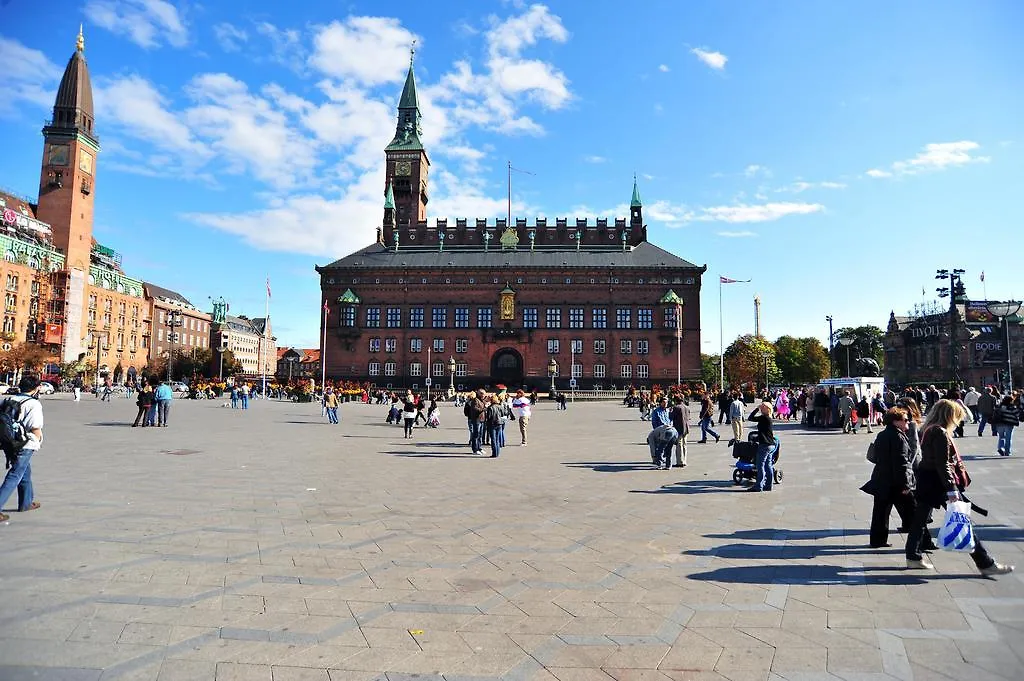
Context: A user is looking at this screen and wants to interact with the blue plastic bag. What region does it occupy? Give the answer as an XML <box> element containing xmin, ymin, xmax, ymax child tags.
<box><xmin>939</xmin><ymin>500</ymin><xmax>975</xmax><ymax>552</ymax></box>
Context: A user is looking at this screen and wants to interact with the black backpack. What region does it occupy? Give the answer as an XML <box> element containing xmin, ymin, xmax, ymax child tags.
<box><xmin>0</xmin><ymin>395</ymin><xmax>35</xmax><ymax>456</ymax></box>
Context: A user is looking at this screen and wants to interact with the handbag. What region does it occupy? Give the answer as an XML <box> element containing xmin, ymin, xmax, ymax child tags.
<box><xmin>939</xmin><ymin>500</ymin><xmax>975</xmax><ymax>552</ymax></box>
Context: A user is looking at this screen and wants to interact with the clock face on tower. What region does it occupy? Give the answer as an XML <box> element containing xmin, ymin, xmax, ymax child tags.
<box><xmin>47</xmin><ymin>144</ymin><xmax>70</xmax><ymax>166</ymax></box>
<box><xmin>395</xmin><ymin>161</ymin><xmax>412</xmax><ymax>176</ymax></box>
<box><xmin>79</xmin><ymin>150</ymin><xmax>94</xmax><ymax>176</ymax></box>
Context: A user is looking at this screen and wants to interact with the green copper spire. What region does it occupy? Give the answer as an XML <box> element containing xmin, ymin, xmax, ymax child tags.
<box><xmin>630</xmin><ymin>175</ymin><xmax>642</xmax><ymax>208</ymax></box>
<box><xmin>386</xmin><ymin>47</ymin><xmax>424</xmax><ymax>152</ymax></box>
<box><xmin>384</xmin><ymin>180</ymin><xmax>395</xmax><ymax>209</ymax></box>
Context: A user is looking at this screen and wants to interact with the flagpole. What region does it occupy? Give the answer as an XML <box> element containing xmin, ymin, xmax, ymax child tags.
<box><xmin>321</xmin><ymin>300</ymin><xmax>328</xmax><ymax>399</ymax></box>
<box><xmin>262</xmin><ymin>278</ymin><xmax>269</xmax><ymax>399</ymax></box>
<box><xmin>719</xmin><ymin>277</ymin><xmax>724</xmax><ymax>389</ymax></box>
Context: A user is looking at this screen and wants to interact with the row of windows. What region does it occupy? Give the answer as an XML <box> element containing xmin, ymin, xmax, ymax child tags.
<box><xmin>157</xmin><ymin>310</ymin><xmax>210</xmax><ymax>334</ymax></box>
<box><xmin>368</xmin><ymin>337</ymin><xmax>651</xmax><ymax>355</ymax></box>
<box><xmin>328</xmin><ymin>275</ymin><xmax>696</xmax><ymax>286</ymax></box>
<box><xmin>349</xmin><ymin>306</ymin><xmax>677</xmax><ymax>330</ymax></box>
<box><xmin>366</xmin><ymin>362</ymin><xmax>651</xmax><ymax>379</ymax></box>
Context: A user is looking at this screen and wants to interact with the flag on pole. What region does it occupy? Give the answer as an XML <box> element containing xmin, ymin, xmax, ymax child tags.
<box><xmin>675</xmin><ymin>303</ymin><xmax>682</xmax><ymax>340</ymax></box>
<box><xmin>322</xmin><ymin>299</ymin><xmax>329</xmax><ymax>317</ymax></box>
<box><xmin>980</xmin><ymin>271</ymin><xmax>985</xmax><ymax>282</ymax></box>
<box><xmin>266</xmin><ymin>277</ymin><xmax>272</xmax><ymax>299</ymax></box>
<box><xmin>720</xmin><ymin>276</ymin><xmax>751</xmax><ymax>284</ymax></box>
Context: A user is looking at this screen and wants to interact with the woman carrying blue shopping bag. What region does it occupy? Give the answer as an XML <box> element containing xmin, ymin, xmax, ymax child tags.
<box><xmin>904</xmin><ymin>399</ymin><xmax>1014</xmax><ymax>576</ymax></box>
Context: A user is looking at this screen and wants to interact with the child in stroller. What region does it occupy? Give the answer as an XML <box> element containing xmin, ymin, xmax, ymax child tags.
<box><xmin>731</xmin><ymin>431</ymin><xmax>783</xmax><ymax>485</ymax></box>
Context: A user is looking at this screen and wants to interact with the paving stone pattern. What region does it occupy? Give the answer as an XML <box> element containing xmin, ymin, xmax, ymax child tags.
<box><xmin>1</xmin><ymin>396</ymin><xmax>1022</xmax><ymax>681</ymax></box>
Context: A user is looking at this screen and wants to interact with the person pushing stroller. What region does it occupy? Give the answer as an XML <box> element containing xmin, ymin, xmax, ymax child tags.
<box><xmin>748</xmin><ymin>402</ymin><xmax>779</xmax><ymax>492</ymax></box>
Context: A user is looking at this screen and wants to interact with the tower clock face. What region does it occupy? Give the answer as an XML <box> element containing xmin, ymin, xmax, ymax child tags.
<box><xmin>395</xmin><ymin>161</ymin><xmax>412</xmax><ymax>176</ymax></box>
<box><xmin>79</xmin><ymin>150</ymin><xmax>94</xmax><ymax>175</ymax></box>
<box><xmin>47</xmin><ymin>144</ymin><xmax>70</xmax><ymax>166</ymax></box>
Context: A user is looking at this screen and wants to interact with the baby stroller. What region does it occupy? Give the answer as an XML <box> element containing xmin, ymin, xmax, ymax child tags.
<box><xmin>731</xmin><ymin>432</ymin><xmax>784</xmax><ymax>485</ymax></box>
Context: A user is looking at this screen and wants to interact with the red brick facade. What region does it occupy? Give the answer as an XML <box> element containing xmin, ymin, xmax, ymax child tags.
<box><xmin>316</xmin><ymin>61</ymin><xmax>705</xmax><ymax>391</ymax></box>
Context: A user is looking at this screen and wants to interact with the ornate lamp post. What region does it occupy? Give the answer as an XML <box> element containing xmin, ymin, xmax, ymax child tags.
<box><xmin>826</xmin><ymin>315</ymin><xmax>835</xmax><ymax>377</ymax></box>
<box><xmin>547</xmin><ymin>357</ymin><xmax>558</xmax><ymax>396</ymax></box>
<box><xmin>448</xmin><ymin>356</ymin><xmax>456</xmax><ymax>395</ymax></box>
<box><xmin>166</xmin><ymin>309</ymin><xmax>184</xmax><ymax>382</ymax></box>
<box><xmin>936</xmin><ymin>268</ymin><xmax>966</xmax><ymax>386</ymax></box>
<box><xmin>986</xmin><ymin>300</ymin><xmax>1022</xmax><ymax>392</ymax></box>
<box><xmin>838</xmin><ymin>336</ymin><xmax>854</xmax><ymax>377</ymax></box>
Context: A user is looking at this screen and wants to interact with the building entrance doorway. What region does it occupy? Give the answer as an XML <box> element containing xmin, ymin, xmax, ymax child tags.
<box><xmin>490</xmin><ymin>348</ymin><xmax>524</xmax><ymax>388</ymax></box>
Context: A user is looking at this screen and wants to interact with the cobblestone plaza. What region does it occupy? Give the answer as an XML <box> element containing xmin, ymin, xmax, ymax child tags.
<box><xmin>1</xmin><ymin>397</ymin><xmax>1022</xmax><ymax>681</ymax></box>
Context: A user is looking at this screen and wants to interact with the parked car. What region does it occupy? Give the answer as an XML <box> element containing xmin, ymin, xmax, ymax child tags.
<box><xmin>170</xmin><ymin>382</ymin><xmax>189</xmax><ymax>393</ymax></box>
<box><xmin>0</xmin><ymin>383</ymin><xmax>10</xmax><ymax>395</ymax></box>
<box><xmin>38</xmin><ymin>382</ymin><xmax>55</xmax><ymax>395</ymax></box>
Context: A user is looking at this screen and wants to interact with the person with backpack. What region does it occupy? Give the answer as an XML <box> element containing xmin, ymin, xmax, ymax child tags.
<box><xmin>0</xmin><ymin>374</ymin><xmax>45</xmax><ymax>522</ymax></box>
<box><xmin>484</xmin><ymin>394</ymin><xmax>512</xmax><ymax>458</ymax></box>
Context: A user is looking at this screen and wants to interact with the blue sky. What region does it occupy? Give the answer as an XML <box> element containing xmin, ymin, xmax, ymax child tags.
<box><xmin>1</xmin><ymin>1</ymin><xmax>1022</xmax><ymax>352</ymax></box>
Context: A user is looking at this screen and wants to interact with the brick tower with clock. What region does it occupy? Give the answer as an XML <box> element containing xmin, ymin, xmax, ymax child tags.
<box><xmin>35</xmin><ymin>27</ymin><xmax>99</xmax><ymax>274</ymax></box>
<box><xmin>383</xmin><ymin>53</ymin><xmax>429</xmax><ymax>238</ymax></box>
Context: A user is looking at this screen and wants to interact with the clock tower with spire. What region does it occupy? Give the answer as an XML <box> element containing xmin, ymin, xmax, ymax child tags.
<box><xmin>383</xmin><ymin>48</ymin><xmax>429</xmax><ymax>238</ymax></box>
<box><xmin>36</xmin><ymin>25</ymin><xmax>99</xmax><ymax>273</ymax></box>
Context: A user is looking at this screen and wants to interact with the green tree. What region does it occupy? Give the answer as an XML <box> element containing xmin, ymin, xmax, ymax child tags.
<box><xmin>723</xmin><ymin>334</ymin><xmax>779</xmax><ymax>388</ymax></box>
<box><xmin>774</xmin><ymin>336</ymin><xmax>830</xmax><ymax>384</ymax></box>
<box><xmin>700</xmin><ymin>353</ymin><xmax>722</xmax><ymax>388</ymax></box>
<box><xmin>831</xmin><ymin>325</ymin><xmax>885</xmax><ymax>376</ymax></box>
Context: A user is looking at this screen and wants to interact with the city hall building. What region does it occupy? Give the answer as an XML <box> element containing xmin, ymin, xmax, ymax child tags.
<box><xmin>316</xmin><ymin>60</ymin><xmax>706</xmax><ymax>391</ymax></box>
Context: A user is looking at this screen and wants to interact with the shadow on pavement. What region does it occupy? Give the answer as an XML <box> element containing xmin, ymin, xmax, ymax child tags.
<box><xmin>386</xmin><ymin>451</ymin><xmax>480</xmax><ymax>459</ymax></box>
<box><xmin>85</xmin><ymin>422</ymin><xmax>131</xmax><ymax>427</ymax></box>
<box><xmin>705</xmin><ymin>528</ymin><xmax>870</xmax><ymax>540</ymax></box>
<box><xmin>630</xmin><ymin>479</ymin><xmax>741</xmax><ymax>494</ymax></box>
<box><xmin>684</xmin><ymin>542</ymin><xmax>893</xmax><ymax>560</ymax></box>
<box><xmin>687</xmin><ymin>564</ymin><xmax>973</xmax><ymax>586</ymax></box>
<box><xmin>564</xmin><ymin>461</ymin><xmax>660</xmax><ymax>472</ymax></box>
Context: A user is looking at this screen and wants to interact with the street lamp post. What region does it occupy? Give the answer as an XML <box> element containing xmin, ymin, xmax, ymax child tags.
<box><xmin>936</xmin><ymin>268</ymin><xmax>966</xmax><ymax>386</ymax></box>
<box><xmin>570</xmin><ymin>344</ymin><xmax>576</xmax><ymax>404</ymax></box>
<box><xmin>166</xmin><ymin>309</ymin><xmax>183</xmax><ymax>382</ymax></box>
<box><xmin>218</xmin><ymin>338</ymin><xmax>228</xmax><ymax>380</ymax></box>
<box><xmin>287</xmin><ymin>355</ymin><xmax>297</xmax><ymax>383</ymax></box>
<box><xmin>986</xmin><ymin>300</ymin><xmax>1022</xmax><ymax>393</ymax></box>
<box><xmin>426</xmin><ymin>346</ymin><xmax>431</xmax><ymax>400</ymax></box>
<box><xmin>838</xmin><ymin>336</ymin><xmax>854</xmax><ymax>377</ymax></box>
<box><xmin>448</xmin><ymin>356</ymin><xmax>456</xmax><ymax>395</ymax></box>
<box><xmin>826</xmin><ymin>315</ymin><xmax>835</xmax><ymax>377</ymax></box>
<box><xmin>91</xmin><ymin>331</ymin><xmax>107</xmax><ymax>391</ymax></box>
<box><xmin>547</xmin><ymin>357</ymin><xmax>558</xmax><ymax>397</ymax></box>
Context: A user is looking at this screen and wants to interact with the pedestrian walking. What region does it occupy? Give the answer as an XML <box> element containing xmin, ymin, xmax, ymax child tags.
<box><xmin>132</xmin><ymin>383</ymin><xmax>154</xmax><ymax>427</ymax></box>
<box><xmin>324</xmin><ymin>389</ymin><xmax>340</xmax><ymax>424</ymax></box>
<box><xmin>72</xmin><ymin>374</ymin><xmax>83</xmax><ymax>402</ymax></box>
<box><xmin>863</xmin><ymin>407</ymin><xmax>919</xmax><ymax>548</ymax></box>
<box><xmin>154</xmin><ymin>379</ymin><xmax>173</xmax><ymax>427</ymax></box>
<box><xmin>905</xmin><ymin>399</ymin><xmax>1014</xmax><ymax>575</ymax></box>
<box><xmin>697</xmin><ymin>395</ymin><xmax>720</xmax><ymax>444</ymax></box>
<box><xmin>402</xmin><ymin>398</ymin><xmax>416</xmax><ymax>438</ymax></box>
<box><xmin>747</xmin><ymin>402</ymin><xmax>778</xmax><ymax>492</ymax></box>
<box><xmin>992</xmin><ymin>395</ymin><xmax>1019</xmax><ymax>456</ymax></box>
<box><xmin>0</xmin><ymin>374</ymin><xmax>45</xmax><ymax>522</ymax></box>
<box><xmin>512</xmin><ymin>389</ymin><xmax>531</xmax><ymax>445</ymax></box>
<box><xmin>669</xmin><ymin>397</ymin><xmax>689</xmax><ymax>467</ymax></box>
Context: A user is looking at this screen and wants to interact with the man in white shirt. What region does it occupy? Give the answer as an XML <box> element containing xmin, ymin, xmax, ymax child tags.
<box><xmin>0</xmin><ymin>374</ymin><xmax>44</xmax><ymax>523</ymax></box>
<box><xmin>512</xmin><ymin>389</ymin><xmax>532</xmax><ymax>446</ymax></box>
<box><xmin>963</xmin><ymin>387</ymin><xmax>980</xmax><ymax>423</ymax></box>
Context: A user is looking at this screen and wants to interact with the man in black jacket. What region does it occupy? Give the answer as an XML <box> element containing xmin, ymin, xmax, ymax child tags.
<box><xmin>747</xmin><ymin>403</ymin><xmax>777</xmax><ymax>492</ymax></box>
<box><xmin>864</xmin><ymin>407</ymin><xmax>926</xmax><ymax>548</ymax></box>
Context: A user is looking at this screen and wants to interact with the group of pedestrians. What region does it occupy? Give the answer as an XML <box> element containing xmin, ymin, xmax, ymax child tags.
<box><xmin>863</xmin><ymin>395</ymin><xmax>1015</xmax><ymax>577</ymax></box>
<box><xmin>131</xmin><ymin>377</ymin><xmax>174</xmax><ymax>427</ymax></box>
<box><xmin>463</xmin><ymin>388</ymin><xmax>525</xmax><ymax>457</ymax></box>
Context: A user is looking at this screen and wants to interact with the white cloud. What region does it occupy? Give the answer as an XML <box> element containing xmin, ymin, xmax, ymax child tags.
<box><xmin>691</xmin><ymin>47</ymin><xmax>727</xmax><ymax>70</ymax></box>
<box><xmin>717</xmin><ymin>231</ymin><xmax>758</xmax><ymax>238</ymax></box>
<box><xmin>868</xmin><ymin>141</ymin><xmax>989</xmax><ymax>178</ymax></box>
<box><xmin>255</xmin><ymin>22</ymin><xmax>306</xmax><ymax>72</ymax></box>
<box><xmin>308</xmin><ymin>17</ymin><xmax>419</xmax><ymax>85</ymax></box>
<box><xmin>744</xmin><ymin>164</ymin><xmax>771</xmax><ymax>178</ymax></box>
<box><xmin>583</xmin><ymin>155</ymin><xmax>606</xmax><ymax>164</ymax></box>
<box><xmin>486</xmin><ymin>4</ymin><xmax>568</xmax><ymax>58</ymax></box>
<box><xmin>658</xmin><ymin>64</ymin><xmax>670</xmax><ymax>72</ymax></box>
<box><xmin>698</xmin><ymin>202</ymin><xmax>824</xmax><ymax>223</ymax></box>
<box><xmin>0</xmin><ymin>37</ymin><xmax>59</xmax><ymax>114</ymax></box>
<box><xmin>95</xmin><ymin>75</ymin><xmax>209</xmax><ymax>163</ymax></box>
<box><xmin>213</xmin><ymin>23</ymin><xmax>248</xmax><ymax>52</ymax></box>
<box><xmin>782</xmin><ymin>180</ymin><xmax>847</xmax><ymax>193</ymax></box>
<box><xmin>85</xmin><ymin>0</ymin><xmax>188</xmax><ymax>49</ymax></box>
<box><xmin>184</xmin><ymin>73</ymin><xmax>320</xmax><ymax>189</ymax></box>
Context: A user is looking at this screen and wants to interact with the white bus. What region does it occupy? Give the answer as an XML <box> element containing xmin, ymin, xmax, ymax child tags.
<box><xmin>816</xmin><ymin>377</ymin><xmax>885</xmax><ymax>402</ymax></box>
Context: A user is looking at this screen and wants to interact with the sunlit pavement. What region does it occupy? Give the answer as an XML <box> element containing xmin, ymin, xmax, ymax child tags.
<box><xmin>0</xmin><ymin>396</ymin><xmax>1021</xmax><ymax>681</ymax></box>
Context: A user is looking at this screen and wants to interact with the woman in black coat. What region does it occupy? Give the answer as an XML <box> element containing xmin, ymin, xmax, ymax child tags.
<box><xmin>864</xmin><ymin>407</ymin><xmax>917</xmax><ymax>548</ymax></box>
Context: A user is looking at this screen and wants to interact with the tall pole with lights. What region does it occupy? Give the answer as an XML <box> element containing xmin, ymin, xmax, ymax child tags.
<box><xmin>826</xmin><ymin>315</ymin><xmax>835</xmax><ymax>377</ymax></box>
<box><xmin>936</xmin><ymin>268</ymin><xmax>966</xmax><ymax>387</ymax></box>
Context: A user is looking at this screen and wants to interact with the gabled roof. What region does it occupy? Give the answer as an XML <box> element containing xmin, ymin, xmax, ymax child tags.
<box><xmin>301</xmin><ymin>349</ymin><xmax>321</xmax><ymax>364</ymax></box>
<box><xmin>144</xmin><ymin>282</ymin><xmax>192</xmax><ymax>307</ymax></box>
<box><xmin>320</xmin><ymin>240</ymin><xmax>701</xmax><ymax>271</ymax></box>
